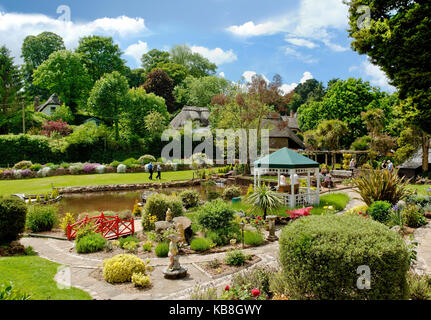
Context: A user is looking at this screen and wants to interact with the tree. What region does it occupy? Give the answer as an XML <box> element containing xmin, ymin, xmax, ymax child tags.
<box><xmin>87</xmin><ymin>71</ymin><xmax>129</xmax><ymax>139</ymax></box>
<box><xmin>174</xmin><ymin>75</ymin><xmax>231</xmax><ymax>107</ymax></box>
<box><xmin>21</xmin><ymin>32</ymin><xmax>65</xmax><ymax>100</ymax></box>
<box><xmin>124</xmin><ymin>67</ymin><xmax>146</xmax><ymax>88</ymax></box>
<box><xmin>346</xmin><ymin>0</ymin><xmax>431</xmax><ymax>135</ymax></box>
<box><xmin>76</xmin><ymin>36</ymin><xmax>126</xmax><ymax>83</ymax></box>
<box><xmin>141</xmin><ymin>49</ymin><xmax>171</xmax><ymax>73</ymax></box>
<box><xmin>33</xmin><ymin>50</ymin><xmax>92</xmax><ymax>112</ymax></box>
<box><xmin>289</xmin><ymin>79</ymin><xmax>322</xmax><ymax>112</ymax></box>
<box><xmin>142</xmin><ymin>69</ymin><xmax>176</xmax><ymax>113</ymax></box>
<box><xmin>246</xmin><ymin>185</ymin><xmax>283</xmax><ymax>220</ymax></box>
<box><xmin>170</xmin><ymin>45</ymin><xmax>217</xmax><ymax>78</ymax></box>
<box><xmin>123</xmin><ymin>87</ymin><xmax>169</xmax><ymax>138</ymax></box>
<box><xmin>155</xmin><ymin>62</ymin><xmax>188</xmax><ymax>87</ymax></box>
<box><xmin>0</xmin><ymin>46</ymin><xmax>22</xmax><ymax>133</ymax></box>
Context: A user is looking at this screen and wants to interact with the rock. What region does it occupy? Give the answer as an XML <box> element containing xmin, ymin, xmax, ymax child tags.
<box><xmin>155</xmin><ymin>221</ymin><xmax>174</xmax><ymax>234</ymax></box>
<box><xmin>173</xmin><ymin>216</ymin><xmax>193</xmax><ymax>243</ymax></box>
<box><xmin>397</xmin><ymin>200</ymin><xmax>407</xmax><ymax>207</ymax></box>
<box><xmin>390</xmin><ymin>226</ymin><xmax>402</xmax><ymax>234</ymax></box>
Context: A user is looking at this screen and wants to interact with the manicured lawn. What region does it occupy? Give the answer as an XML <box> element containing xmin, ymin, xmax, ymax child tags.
<box><xmin>0</xmin><ymin>255</ymin><xmax>92</xmax><ymax>300</ymax></box>
<box><xmin>0</xmin><ymin>170</ymin><xmax>196</xmax><ymax>196</ymax></box>
<box><xmin>407</xmin><ymin>184</ymin><xmax>431</xmax><ymax>196</ymax></box>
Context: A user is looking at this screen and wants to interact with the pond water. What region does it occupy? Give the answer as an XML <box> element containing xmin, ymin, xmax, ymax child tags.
<box><xmin>58</xmin><ymin>184</ymin><xmax>247</xmax><ymax>217</ymax></box>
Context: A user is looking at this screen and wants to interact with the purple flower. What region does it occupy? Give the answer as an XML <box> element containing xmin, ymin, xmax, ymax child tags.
<box><xmin>2</xmin><ymin>169</ymin><xmax>13</xmax><ymax>177</ymax></box>
<box><xmin>21</xmin><ymin>169</ymin><xmax>32</xmax><ymax>177</ymax></box>
<box><xmin>392</xmin><ymin>205</ymin><xmax>399</xmax><ymax>212</ymax></box>
<box><xmin>83</xmin><ymin>163</ymin><xmax>100</xmax><ymax>173</ymax></box>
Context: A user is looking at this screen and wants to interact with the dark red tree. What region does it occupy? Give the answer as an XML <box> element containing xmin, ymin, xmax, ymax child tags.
<box><xmin>142</xmin><ymin>69</ymin><xmax>176</xmax><ymax>113</ymax></box>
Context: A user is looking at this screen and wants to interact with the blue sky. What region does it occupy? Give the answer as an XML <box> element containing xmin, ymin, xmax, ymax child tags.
<box><xmin>0</xmin><ymin>0</ymin><xmax>394</xmax><ymax>93</ymax></box>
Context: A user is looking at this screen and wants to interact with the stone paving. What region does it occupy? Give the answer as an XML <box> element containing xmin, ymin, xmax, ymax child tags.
<box><xmin>18</xmin><ymin>188</ymin><xmax>431</xmax><ymax>300</ymax></box>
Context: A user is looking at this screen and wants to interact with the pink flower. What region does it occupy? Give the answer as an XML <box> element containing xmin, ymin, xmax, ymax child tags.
<box><xmin>225</xmin><ymin>285</ymin><xmax>230</xmax><ymax>291</ymax></box>
<box><xmin>251</xmin><ymin>289</ymin><xmax>261</xmax><ymax>297</ymax></box>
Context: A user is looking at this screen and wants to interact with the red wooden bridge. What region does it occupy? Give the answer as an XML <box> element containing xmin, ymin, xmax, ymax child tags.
<box><xmin>67</xmin><ymin>212</ymin><xmax>135</xmax><ymax>241</ymax></box>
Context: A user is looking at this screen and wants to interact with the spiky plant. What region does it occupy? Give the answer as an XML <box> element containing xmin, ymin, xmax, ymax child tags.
<box><xmin>246</xmin><ymin>185</ymin><xmax>283</xmax><ymax>219</ymax></box>
<box><xmin>353</xmin><ymin>168</ymin><xmax>412</xmax><ymax>206</ymax></box>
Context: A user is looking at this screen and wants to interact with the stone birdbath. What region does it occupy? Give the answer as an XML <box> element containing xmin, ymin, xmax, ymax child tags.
<box><xmin>163</xmin><ymin>234</ymin><xmax>188</xmax><ymax>280</ymax></box>
<box><xmin>266</xmin><ymin>215</ymin><xmax>278</xmax><ymax>242</ymax></box>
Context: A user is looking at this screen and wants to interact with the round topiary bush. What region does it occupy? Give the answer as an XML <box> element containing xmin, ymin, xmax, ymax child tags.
<box><xmin>244</xmin><ymin>231</ymin><xmax>264</xmax><ymax>246</ymax></box>
<box><xmin>155</xmin><ymin>242</ymin><xmax>169</xmax><ymax>257</ymax></box>
<box><xmin>0</xmin><ymin>196</ymin><xmax>27</xmax><ymax>244</ymax></box>
<box><xmin>368</xmin><ymin>201</ymin><xmax>392</xmax><ymax>223</ymax></box>
<box><xmin>13</xmin><ymin>160</ymin><xmax>33</xmax><ymax>170</ymax></box>
<box><xmin>138</xmin><ymin>155</ymin><xmax>156</xmax><ymax>165</ymax></box>
<box><xmin>197</xmin><ymin>199</ymin><xmax>235</xmax><ymax>231</ymax></box>
<box><xmin>75</xmin><ymin>232</ymin><xmax>106</xmax><ymax>254</ymax></box>
<box><xmin>117</xmin><ymin>164</ymin><xmax>127</xmax><ymax>173</ymax></box>
<box><xmin>279</xmin><ymin>215</ymin><xmax>410</xmax><ymax>300</ymax></box>
<box><xmin>222</xmin><ymin>186</ymin><xmax>241</xmax><ymax>200</ymax></box>
<box><xmin>179</xmin><ymin>189</ymin><xmax>200</xmax><ymax>209</ymax></box>
<box><xmin>144</xmin><ymin>193</ymin><xmax>183</xmax><ymax>221</ymax></box>
<box><xmin>190</xmin><ymin>238</ymin><xmax>211</xmax><ymax>252</ymax></box>
<box><xmin>26</xmin><ymin>205</ymin><xmax>58</xmax><ymax>232</ymax></box>
<box><xmin>103</xmin><ymin>254</ymin><xmax>149</xmax><ymax>283</ymax></box>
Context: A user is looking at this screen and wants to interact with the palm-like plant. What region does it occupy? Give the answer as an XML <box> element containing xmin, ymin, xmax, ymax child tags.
<box><xmin>353</xmin><ymin>168</ymin><xmax>412</xmax><ymax>206</ymax></box>
<box><xmin>246</xmin><ymin>185</ymin><xmax>283</xmax><ymax>220</ymax></box>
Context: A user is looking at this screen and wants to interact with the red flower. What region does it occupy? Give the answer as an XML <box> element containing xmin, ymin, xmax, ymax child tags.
<box><xmin>225</xmin><ymin>285</ymin><xmax>230</xmax><ymax>291</ymax></box>
<box><xmin>257</xmin><ymin>216</ymin><xmax>262</xmax><ymax>221</ymax></box>
<box><xmin>255</xmin><ymin>221</ymin><xmax>259</xmax><ymax>224</ymax></box>
<box><xmin>251</xmin><ymin>289</ymin><xmax>261</xmax><ymax>297</ymax></box>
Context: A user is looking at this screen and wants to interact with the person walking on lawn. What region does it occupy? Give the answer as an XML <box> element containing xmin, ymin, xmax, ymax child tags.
<box><xmin>156</xmin><ymin>164</ymin><xmax>162</xmax><ymax>180</ymax></box>
<box><xmin>148</xmin><ymin>162</ymin><xmax>154</xmax><ymax>180</ymax></box>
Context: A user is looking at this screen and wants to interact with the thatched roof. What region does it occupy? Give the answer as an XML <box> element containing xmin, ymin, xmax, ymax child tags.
<box><xmin>170</xmin><ymin>106</ymin><xmax>211</xmax><ymax>129</ymax></box>
<box><xmin>399</xmin><ymin>147</ymin><xmax>431</xmax><ymax>169</ymax></box>
<box><xmin>281</xmin><ymin>115</ymin><xmax>299</xmax><ymax>130</ymax></box>
<box><xmin>262</xmin><ymin>115</ymin><xmax>305</xmax><ymax>149</ymax></box>
<box><xmin>36</xmin><ymin>94</ymin><xmax>61</xmax><ymax>112</ymax></box>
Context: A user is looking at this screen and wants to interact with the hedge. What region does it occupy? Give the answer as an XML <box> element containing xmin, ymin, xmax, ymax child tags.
<box><xmin>0</xmin><ymin>196</ymin><xmax>27</xmax><ymax>244</ymax></box>
<box><xmin>279</xmin><ymin>215</ymin><xmax>410</xmax><ymax>300</ymax></box>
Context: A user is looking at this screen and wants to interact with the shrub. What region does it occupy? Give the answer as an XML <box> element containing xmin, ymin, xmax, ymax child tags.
<box><xmin>0</xmin><ymin>196</ymin><xmax>27</xmax><ymax>244</ymax></box>
<box><xmin>244</xmin><ymin>231</ymin><xmax>264</xmax><ymax>246</ymax></box>
<box><xmin>60</xmin><ymin>213</ymin><xmax>75</xmax><ymax>234</ymax></box>
<box><xmin>13</xmin><ymin>161</ymin><xmax>32</xmax><ymax>170</ymax></box>
<box><xmin>138</xmin><ymin>155</ymin><xmax>156</xmax><ymax>165</ymax></box>
<box><xmin>190</xmin><ymin>238</ymin><xmax>211</xmax><ymax>252</ymax></box>
<box><xmin>69</xmin><ymin>163</ymin><xmax>83</xmax><ymax>175</ymax></box>
<box><xmin>279</xmin><ymin>215</ymin><xmax>410</xmax><ymax>300</ymax></box>
<box><xmin>122</xmin><ymin>158</ymin><xmax>140</xmax><ymax>168</ymax></box>
<box><xmin>75</xmin><ymin>232</ymin><xmax>106</xmax><ymax>253</ymax></box>
<box><xmin>207</xmin><ymin>190</ymin><xmax>221</xmax><ymax>201</ymax></box>
<box><xmin>41</xmin><ymin>120</ymin><xmax>71</xmax><ymax>137</ymax></box>
<box><xmin>368</xmin><ymin>201</ymin><xmax>392</xmax><ymax>223</ymax></box>
<box><xmin>21</xmin><ymin>169</ymin><xmax>32</xmax><ymax>178</ymax></box>
<box><xmin>179</xmin><ymin>190</ymin><xmax>200</xmax><ymax>209</ymax></box>
<box><xmin>119</xmin><ymin>236</ymin><xmax>139</xmax><ymax>249</ymax></box>
<box><xmin>407</xmin><ymin>273</ymin><xmax>431</xmax><ymax>300</ymax></box>
<box><xmin>141</xmin><ymin>213</ymin><xmax>157</xmax><ymax>231</ymax></box>
<box><xmin>402</xmin><ymin>204</ymin><xmax>427</xmax><ymax>228</ymax></box>
<box><xmin>131</xmin><ymin>272</ymin><xmax>151</xmax><ymax>288</ymax></box>
<box><xmin>222</xmin><ymin>186</ymin><xmax>241</xmax><ymax>200</ymax></box>
<box><xmin>353</xmin><ymin>168</ymin><xmax>411</xmax><ymax>206</ymax></box>
<box><xmin>37</xmin><ymin>167</ymin><xmax>52</xmax><ymax>178</ymax></box>
<box><xmin>0</xmin><ymin>283</ymin><xmax>31</xmax><ymax>300</ymax></box>
<box><xmin>144</xmin><ymin>194</ymin><xmax>183</xmax><ymax>221</ymax></box>
<box><xmin>95</xmin><ymin>165</ymin><xmax>106</xmax><ymax>174</ymax></box>
<box><xmin>83</xmin><ymin>163</ymin><xmax>100</xmax><ymax>174</ymax></box>
<box><xmin>103</xmin><ymin>254</ymin><xmax>149</xmax><ymax>283</ymax></box>
<box><xmin>26</xmin><ymin>205</ymin><xmax>58</xmax><ymax>232</ymax></box>
<box><xmin>110</xmin><ymin>160</ymin><xmax>121</xmax><ymax>167</ymax></box>
<box><xmin>155</xmin><ymin>242</ymin><xmax>169</xmax><ymax>257</ymax></box>
<box><xmin>117</xmin><ymin>164</ymin><xmax>127</xmax><ymax>173</ymax></box>
<box><xmin>225</xmin><ymin>250</ymin><xmax>246</xmax><ymax>266</ymax></box>
<box><xmin>232</xmin><ymin>267</ymin><xmax>277</xmax><ymax>298</ymax></box>
<box><xmin>197</xmin><ymin>199</ymin><xmax>235</xmax><ymax>231</ymax></box>
<box><xmin>142</xmin><ymin>241</ymin><xmax>153</xmax><ymax>252</ymax></box>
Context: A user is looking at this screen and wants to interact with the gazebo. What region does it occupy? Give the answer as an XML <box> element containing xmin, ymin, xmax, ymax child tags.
<box><xmin>253</xmin><ymin>147</ymin><xmax>320</xmax><ymax>207</ymax></box>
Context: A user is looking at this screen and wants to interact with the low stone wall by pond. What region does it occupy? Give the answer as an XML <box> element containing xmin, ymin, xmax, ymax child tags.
<box><xmin>55</xmin><ymin>179</ymin><xmax>205</xmax><ymax>194</ymax></box>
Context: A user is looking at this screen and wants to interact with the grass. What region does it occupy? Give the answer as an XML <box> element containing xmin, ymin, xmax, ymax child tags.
<box><xmin>0</xmin><ymin>255</ymin><xmax>92</xmax><ymax>300</ymax></box>
<box><xmin>230</xmin><ymin>192</ymin><xmax>350</xmax><ymax>217</ymax></box>
<box><xmin>0</xmin><ymin>170</ymin><xmax>195</xmax><ymax>196</ymax></box>
<box><xmin>407</xmin><ymin>184</ymin><xmax>431</xmax><ymax>196</ymax></box>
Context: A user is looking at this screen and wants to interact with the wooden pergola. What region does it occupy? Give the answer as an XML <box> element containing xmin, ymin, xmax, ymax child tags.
<box><xmin>253</xmin><ymin>148</ymin><xmax>320</xmax><ymax>207</ymax></box>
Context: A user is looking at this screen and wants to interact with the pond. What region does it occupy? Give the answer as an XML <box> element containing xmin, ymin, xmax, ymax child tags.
<box><xmin>58</xmin><ymin>184</ymin><xmax>248</xmax><ymax>217</ymax></box>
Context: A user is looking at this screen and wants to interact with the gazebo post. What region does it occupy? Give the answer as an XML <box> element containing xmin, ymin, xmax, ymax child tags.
<box><xmin>315</xmin><ymin>167</ymin><xmax>320</xmax><ymax>205</ymax></box>
<box><xmin>254</xmin><ymin>167</ymin><xmax>257</xmax><ymax>188</ymax></box>
<box><xmin>307</xmin><ymin>170</ymin><xmax>311</xmax><ymax>203</ymax></box>
<box><xmin>277</xmin><ymin>169</ymin><xmax>280</xmax><ymax>189</ymax></box>
<box><xmin>290</xmin><ymin>169</ymin><xmax>295</xmax><ymax>208</ymax></box>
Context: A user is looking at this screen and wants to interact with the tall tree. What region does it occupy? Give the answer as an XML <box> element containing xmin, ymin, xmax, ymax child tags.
<box><xmin>0</xmin><ymin>46</ymin><xmax>22</xmax><ymax>133</ymax></box>
<box><xmin>21</xmin><ymin>32</ymin><xmax>65</xmax><ymax>100</ymax></box>
<box><xmin>75</xmin><ymin>36</ymin><xmax>126</xmax><ymax>83</ymax></box>
<box><xmin>142</xmin><ymin>69</ymin><xmax>176</xmax><ymax>113</ymax></box>
<box><xmin>33</xmin><ymin>50</ymin><xmax>92</xmax><ymax>112</ymax></box>
<box><xmin>170</xmin><ymin>45</ymin><xmax>217</xmax><ymax>78</ymax></box>
<box><xmin>87</xmin><ymin>71</ymin><xmax>129</xmax><ymax>139</ymax></box>
<box><xmin>346</xmin><ymin>0</ymin><xmax>431</xmax><ymax>135</ymax></box>
<box><xmin>289</xmin><ymin>79</ymin><xmax>321</xmax><ymax>112</ymax></box>
<box><xmin>141</xmin><ymin>49</ymin><xmax>171</xmax><ymax>73</ymax></box>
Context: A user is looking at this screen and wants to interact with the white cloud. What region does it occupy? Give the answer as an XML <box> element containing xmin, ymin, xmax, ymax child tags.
<box><xmin>284</xmin><ymin>47</ymin><xmax>318</xmax><ymax>64</ymax></box>
<box><xmin>285</xmin><ymin>37</ymin><xmax>318</xmax><ymax>49</ymax></box>
<box><xmin>227</xmin><ymin>0</ymin><xmax>348</xmax><ymax>52</ymax></box>
<box><xmin>242</xmin><ymin>71</ymin><xmax>269</xmax><ymax>84</ymax></box>
<box><xmin>190</xmin><ymin>46</ymin><xmax>237</xmax><ymax>65</ymax></box>
<box><xmin>125</xmin><ymin>40</ymin><xmax>149</xmax><ymax>65</ymax></box>
<box><xmin>300</xmin><ymin>71</ymin><xmax>313</xmax><ymax>84</ymax></box>
<box><xmin>279</xmin><ymin>71</ymin><xmax>314</xmax><ymax>94</ymax></box>
<box><xmin>219</xmin><ymin>72</ymin><xmax>225</xmax><ymax>78</ymax></box>
<box><xmin>0</xmin><ymin>11</ymin><xmax>148</xmax><ymax>63</ymax></box>
<box><xmin>361</xmin><ymin>60</ymin><xmax>395</xmax><ymax>92</ymax></box>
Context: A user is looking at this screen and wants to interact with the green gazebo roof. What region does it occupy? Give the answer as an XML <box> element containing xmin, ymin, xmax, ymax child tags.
<box><xmin>254</xmin><ymin>147</ymin><xmax>319</xmax><ymax>169</ymax></box>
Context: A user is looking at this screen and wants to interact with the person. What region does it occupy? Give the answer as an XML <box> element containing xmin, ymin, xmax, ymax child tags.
<box><xmin>323</xmin><ymin>174</ymin><xmax>333</xmax><ymax>188</ymax></box>
<box><xmin>381</xmin><ymin>160</ymin><xmax>387</xmax><ymax>170</ymax></box>
<box><xmin>148</xmin><ymin>162</ymin><xmax>154</xmax><ymax>180</ymax></box>
<box><xmin>387</xmin><ymin>160</ymin><xmax>394</xmax><ymax>173</ymax></box>
<box><xmin>156</xmin><ymin>164</ymin><xmax>162</xmax><ymax>180</ymax></box>
<box><xmin>279</xmin><ymin>175</ymin><xmax>287</xmax><ymax>186</ymax></box>
<box><xmin>349</xmin><ymin>158</ymin><xmax>356</xmax><ymax>172</ymax></box>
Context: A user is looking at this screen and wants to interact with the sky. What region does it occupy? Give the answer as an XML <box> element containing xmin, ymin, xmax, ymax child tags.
<box><xmin>0</xmin><ymin>0</ymin><xmax>395</xmax><ymax>93</ymax></box>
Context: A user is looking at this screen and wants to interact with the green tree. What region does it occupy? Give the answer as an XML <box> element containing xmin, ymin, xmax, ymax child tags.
<box><xmin>33</xmin><ymin>50</ymin><xmax>92</xmax><ymax>112</ymax></box>
<box><xmin>75</xmin><ymin>36</ymin><xmax>126</xmax><ymax>83</ymax></box>
<box><xmin>346</xmin><ymin>0</ymin><xmax>431</xmax><ymax>135</ymax></box>
<box><xmin>87</xmin><ymin>71</ymin><xmax>129</xmax><ymax>139</ymax></box>
<box><xmin>124</xmin><ymin>67</ymin><xmax>146</xmax><ymax>88</ymax></box>
<box><xmin>123</xmin><ymin>87</ymin><xmax>169</xmax><ymax>138</ymax></box>
<box><xmin>0</xmin><ymin>46</ymin><xmax>22</xmax><ymax>133</ymax></box>
<box><xmin>246</xmin><ymin>185</ymin><xmax>283</xmax><ymax>220</ymax></box>
<box><xmin>170</xmin><ymin>44</ymin><xmax>217</xmax><ymax>78</ymax></box>
<box><xmin>141</xmin><ymin>49</ymin><xmax>171</xmax><ymax>73</ymax></box>
<box><xmin>143</xmin><ymin>69</ymin><xmax>176</xmax><ymax>113</ymax></box>
<box><xmin>21</xmin><ymin>32</ymin><xmax>65</xmax><ymax>100</ymax></box>
<box><xmin>155</xmin><ymin>62</ymin><xmax>188</xmax><ymax>87</ymax></box>
<box><xmin>175</xmin><ymin>75</ymin><xmax>230</xmax><ymax>107</ymax></box>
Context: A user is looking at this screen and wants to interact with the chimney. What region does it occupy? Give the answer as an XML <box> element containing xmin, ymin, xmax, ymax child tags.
<box><xmin>290</xmin><ymin>110</ymin><xmax>295</xmax><ymax>118</ymax></box>
<box><xmin>34</xmin><ymin>96</ymin><xmax>40</xmax><ymax>112</ymax></box>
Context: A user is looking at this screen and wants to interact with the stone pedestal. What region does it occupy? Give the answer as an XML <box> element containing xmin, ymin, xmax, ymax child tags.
<box><xmin>266</xmin><ymin>215</ymin><xmax>278</xmax><ymax>242</ymax></box>
<box><xmin>163</xmin><ymin>234</ymin><xmax>188</xmax><ymax>279</ymax></box>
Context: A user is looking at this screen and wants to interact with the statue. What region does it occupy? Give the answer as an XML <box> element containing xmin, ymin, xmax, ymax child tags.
<box><xmin>163</xmin><ymin>234</ymin><xmax>188</xmax><ymax>279</ymax></box>
<box><xmin>266</xmin><ymin>215</ymin><xmax>278</xmax><ymax>241</ymax></box>
<box><xmin>166</xmin><ymin>208</ymin><xmax>173</xmax><ymax>222</ymax></box>
<box><xmin>176</xmin><ymin>223</ymin><xmax>186</xmax><ymax>244</ymax></box>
